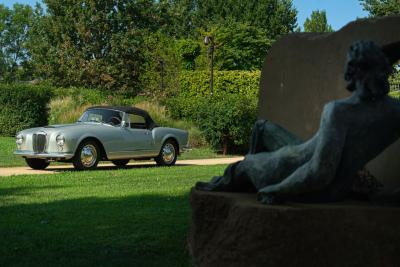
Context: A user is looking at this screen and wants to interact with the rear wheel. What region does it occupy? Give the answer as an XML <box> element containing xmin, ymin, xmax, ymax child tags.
<box><xmin>155</xmin><ymin>140</ymin><xmax>178</xmax><ymax>166</ymax></box>
<box><xmin>73</xmin><ymin>140</ymin><xmax>100</xmax><ymax>170</ymax></box>
<box><xmin>112</xmin><ymin>159</ymin><xmax>130</xmax><ymax>167</ymax></box>
<box><xmin>25</xmin><ymin>158</ymin><xmax>50</xmax><ymax>170</ymax></box>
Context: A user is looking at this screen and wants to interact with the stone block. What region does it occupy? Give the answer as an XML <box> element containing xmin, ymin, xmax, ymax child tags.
<box><xmin>189</xmin><ymin>189</ymin><xmax>400</xmax><ymax>267</ymax></box>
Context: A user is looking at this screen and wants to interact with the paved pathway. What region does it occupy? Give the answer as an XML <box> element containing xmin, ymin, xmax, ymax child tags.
<box><xmin>0</xmin><ymin>157</ymin><xmax>244</xmax><ymax>177</ymax></box>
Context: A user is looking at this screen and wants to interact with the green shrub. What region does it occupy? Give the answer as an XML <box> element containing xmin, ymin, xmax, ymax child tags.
<box><xmin>165</xmin><ymin>70</ymin><xmax>259</xmax><ymax>152</ymax></box>
<box><xmin>178</xmin><ymin>70</ymin><xmax>260</xmax><ymax>98</ymax></box>
<box><xmin>389</xmin><ymin>90</ymin><xmax>400</xmax><ymax>99</ymax></box>
<box><xmin>0</xmin><ymin>84</ymin><xmax>53</xmax><ymax>136</ymax></box>
<box><xmin>166</xmin><ymin>94</ymin><xmax>257</xmax><ymax>153</ymax></box>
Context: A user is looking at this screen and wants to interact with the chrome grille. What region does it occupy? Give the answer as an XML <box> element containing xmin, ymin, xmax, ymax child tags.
<box><xmin>33</xmin><ymin>133</ymin><xmax>47</xmax><ymax>153</ymax></box>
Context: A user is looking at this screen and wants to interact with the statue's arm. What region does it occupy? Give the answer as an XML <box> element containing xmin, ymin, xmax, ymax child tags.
<box><xmin>249</xmin><ymin>120</ymin><xmax>303</xmax><ymax>154</ymax></box>
<box><xmin>258</xmin><ymin>103</ymin><xmax>347</xmax><ymax>203</ymax></box>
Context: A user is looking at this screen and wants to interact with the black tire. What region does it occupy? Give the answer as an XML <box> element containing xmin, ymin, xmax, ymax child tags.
<box><xmin>73</xmin><ymin>140</ymin><xmax>100</xmax><ymax>170</ymax></box>
<box><xmin>25</xmin><ymin>158</ymin><xmax>50</xmax><ymax>170</ymax></box>
<box><xmin>155</xmin><ymin>139</ymin><xmax>178</xmax><ymax>166</ymax></box>
<box><xmin>112</xmin><ymin>159</ymin><xmax>130</xmax><ymax>167</ymax></box>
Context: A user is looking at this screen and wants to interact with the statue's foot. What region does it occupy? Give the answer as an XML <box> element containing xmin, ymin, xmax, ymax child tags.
<box><xmin>258</xmin><ymin>192</ymin><xmax>284</xmax><ymax>205</ymax></box>
<box><xmin>195</xmin><ymin>176</ymin><xmax>226</xmax><ymax>191</ymax></box>
<box><xmin>195</xmin><ymin>181</ymin><xmax>216</xmax><ymax>191</ymax></box>
<box><xmin>258</xmin><ymin>186</ymin><xmax>285</xmax><ymax>205</ymax></box>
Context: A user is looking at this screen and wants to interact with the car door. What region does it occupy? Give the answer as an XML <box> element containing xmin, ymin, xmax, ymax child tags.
<box><xmin>120</xmin><ymin>113</ymin><xmax>155</xmax><ymax>157</ymax></box>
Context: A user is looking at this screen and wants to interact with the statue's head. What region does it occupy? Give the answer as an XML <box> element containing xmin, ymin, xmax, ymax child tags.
<box><xmin>344</xmin><ymin>40</ymin><xmax>392</xmax><ymax>100</ymax></box>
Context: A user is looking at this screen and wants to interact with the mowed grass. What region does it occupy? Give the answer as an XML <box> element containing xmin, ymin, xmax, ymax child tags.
<box><xmin>0</xmin><ymin>164</ymin><xmax>227</xmax><ymax>267</ymax></box>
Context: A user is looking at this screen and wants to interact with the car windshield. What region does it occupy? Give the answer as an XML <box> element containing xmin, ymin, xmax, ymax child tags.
<box><xmin>78</xmin><ymin>109</ymin><xmax>123</xmax><ymax>126</ymax></box>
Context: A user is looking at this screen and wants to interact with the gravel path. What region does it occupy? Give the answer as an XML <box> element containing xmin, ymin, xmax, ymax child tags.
<box><xmin>0</xmin><ymin>157</ymin><xmax>244</xmax><ymax>177</ymax></box>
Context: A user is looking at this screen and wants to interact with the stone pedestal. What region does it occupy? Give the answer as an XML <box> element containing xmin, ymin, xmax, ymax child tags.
<box><xmin>189</xmin><ymin>189</ymin><xmax>400</xmax><ymax>267</ymax></box>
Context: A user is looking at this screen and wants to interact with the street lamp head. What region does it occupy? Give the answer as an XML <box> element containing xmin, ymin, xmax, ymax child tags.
<box><xmin>204</xmin><ymin>36</ymin><xmax>213</xmax><ymax>45</ymax></box>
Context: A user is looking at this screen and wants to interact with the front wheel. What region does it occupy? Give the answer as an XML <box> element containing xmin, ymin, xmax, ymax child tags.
<box><xmin>155</xmin><ymin>140</ymin><xmax>178</xmax><ymax>166</ymax></box>
<box><xmin>25</xmin><ymin>158</ymin><xmax>50</xmax><ymax>170</ymax></box>
<box><xmin>73</xmin><ymin>140</ymin><xmax>100</xmax><ymax>170</ymax></box>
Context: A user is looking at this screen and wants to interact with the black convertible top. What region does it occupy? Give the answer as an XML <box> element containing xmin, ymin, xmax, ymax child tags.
<box><xmin>87</xmin><ymin>106</ymin><xmax>158</xmax><ymax>129</ymax></box>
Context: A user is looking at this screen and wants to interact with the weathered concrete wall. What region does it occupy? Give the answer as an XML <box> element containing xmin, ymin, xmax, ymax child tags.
<box><xmin>259</xmin><ymin>15</ymin><xmax>400</xmax><ymax>187</ymax></box>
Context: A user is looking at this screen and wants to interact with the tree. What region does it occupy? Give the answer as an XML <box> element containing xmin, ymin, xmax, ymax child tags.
<box><xmin>197</xmin><ymin>21</ymin><xmax>273</xmax><ymax>70</ymax></box>
<box><xmin>303</xmin><ymin>10</ymin><xmax>334</xmax><ymax>33</ymax></box>
<box><xmin>28</xmin><ymin>0</ymin><xmax>162</xmax><ymax>94</ymax></box>
<box><xmin>176</xmin><ymin>39</ymin><xmax>201</xmax><ymax>70</ymax></box>
<box><xmin>162</xmin><ymin>0</ymin><xmax>298</xmax><ymax>40</ymax></box>
<box><xmin>360</xmin><ymin>0</ymin><xmax>400</xmax><ymax>17</ymax></box>
<box><xmin>0</xmin><ymin>4</ymin><xmax>34</xmax><ymax>82</ymax></box>
<box><xmin>359</xmin><ymin>1</ymin><xmax>400</xmax><ymax>88</ymax></box>
<box><xmin>140</xmin><ymin>32</ymin><xmax>181</xmax><ymax>97</ymax></box>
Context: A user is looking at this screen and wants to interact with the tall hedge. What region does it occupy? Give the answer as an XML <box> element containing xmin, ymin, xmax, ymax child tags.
<box><xmin>0</xmin><ymin>84</ymin><xmax>53</xmax><ymax>136</ymax></box>
<box><xmin>166</xmin><ymin>70</ymin><xmax>260</xmax><ymax>152</ymax></box>
<box><xmin>178</xmin><ymin>70</ymin><xmax>260</xmax><ymax>98</ymax></box>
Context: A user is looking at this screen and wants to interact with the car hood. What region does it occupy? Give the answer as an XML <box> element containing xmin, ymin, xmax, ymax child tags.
<box><xmin>44</xmin><ymin>123</ymin><xmax>80</xmax><ymax>129</ymax></box>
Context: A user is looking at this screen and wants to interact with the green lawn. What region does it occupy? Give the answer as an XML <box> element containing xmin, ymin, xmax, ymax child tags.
<box><xmin>0</xmin><ymin>164</ymin><xmax>226</xmax><ymax>267</ymax></box>
<box><xmin>0</xmin><ymin>136</ymin><xmax>236</xmax><ymax>168</ymax></box>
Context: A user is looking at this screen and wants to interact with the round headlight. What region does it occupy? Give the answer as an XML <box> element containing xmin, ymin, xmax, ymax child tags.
<box><xmin>56</xmin><ymin>134</ymin><xmax>65</xmax><ymax>147</ymax></box>
<box><xmin>16</xmin><ymin>134</ymin><xmax>24</xmax><ymax>145</ymax></box>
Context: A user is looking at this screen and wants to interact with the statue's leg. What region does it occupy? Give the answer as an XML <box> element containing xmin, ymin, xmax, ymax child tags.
<box><xmin>196</xmin><ymin>144</ymin><xmax>309</xmax><ymax>193</ymax></box>
<box><xmin>249</xmin><ymin>120</ymin><xmax>303</xmax><ymax>154</ymax></box>
<box><xmin>195</xmin><ymin>160</ymin><xmax>256</xmax><ymax>192</ymax></box>
<box><xmin>196</xmin><ymin>121</ymin><xmax>304</xmax><ymax>193</ymax></box>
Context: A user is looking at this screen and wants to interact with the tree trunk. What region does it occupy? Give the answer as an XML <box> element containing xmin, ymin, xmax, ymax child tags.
<box><xmin>223</xmin><ymin>136</ymin><xmax>228</xmax><ymax>155</ymax></box>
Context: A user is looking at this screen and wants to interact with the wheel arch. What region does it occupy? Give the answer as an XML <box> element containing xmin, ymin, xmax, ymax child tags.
<box><xmin>75</xmin><ymin>136</ymin><xmax>108</xmax><ymax>160</ymax></box>
<box><xmin>161</xmin><ymin>136</ymin><xmax>179</xmax><ymax>155</ymax></box>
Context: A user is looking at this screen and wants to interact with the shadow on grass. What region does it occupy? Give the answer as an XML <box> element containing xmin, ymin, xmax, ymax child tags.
<box><xmin>0</xmin><ymin>193</ymin><xmax>192</xmax><ymax>267</ymax></box>
<box><xmin>0</xmin><ymin>186</ymin><xmax>67</xmax><ymax>197</ymax></box>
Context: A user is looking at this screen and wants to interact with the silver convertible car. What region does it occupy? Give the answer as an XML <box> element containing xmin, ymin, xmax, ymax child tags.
<box><xmin>14</xmin><ymin>106</ymin><xmax>189</xmax><ymax>170</ymax></box>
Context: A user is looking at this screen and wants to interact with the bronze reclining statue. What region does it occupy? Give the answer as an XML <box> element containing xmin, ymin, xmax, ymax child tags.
<box><xmin>196</xmin><ymin>41</ymin><xmax>400</xmax><ymax>204</ymax></box>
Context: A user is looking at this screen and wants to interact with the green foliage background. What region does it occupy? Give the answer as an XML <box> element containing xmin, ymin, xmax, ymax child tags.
<box><xmin>0</xmin><ymin>84</ymin><xmax>53</xmax><ymax>136</ymax></box>
<box><xmin>178</xmin><ymin>70</ymin><xmax>260</xmax><ymax>97</ymax></box>
<box><xmin>303</xmin><ymin>10</ymin><xmax>334</xmax><ymax>32</ymax></box>
<box><xmin>360</xmin><ymin>0</ymin><xmax>400</xmax><ymax>16</ymax></box>
<box><xmin>165</xmin><ymin>70</ymin><xmax>260</xmax><ymax>152</ymax></box>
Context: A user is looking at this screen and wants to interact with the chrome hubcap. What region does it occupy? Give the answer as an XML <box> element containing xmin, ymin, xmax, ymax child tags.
<box><xmin>162</xmin><ymin>143</ymin><xmax>175</xmax><ymax>164</ymax></box>
<box><xmin>80</xmin><ymin>144</ymin><xmax>97</xmax><ymax>167</ymax></box>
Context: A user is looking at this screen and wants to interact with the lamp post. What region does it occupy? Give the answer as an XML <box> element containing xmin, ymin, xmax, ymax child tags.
<box><xmin>204</xmin><ymin>36</ymin><xmax>214</xmax><ymax>96</ymax></box>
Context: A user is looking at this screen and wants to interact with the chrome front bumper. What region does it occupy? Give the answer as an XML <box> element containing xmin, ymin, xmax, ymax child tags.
<box><xmin>14</xmin><ymin>151</ymin><xmax>74</xmax><ymax>160</ymax></box>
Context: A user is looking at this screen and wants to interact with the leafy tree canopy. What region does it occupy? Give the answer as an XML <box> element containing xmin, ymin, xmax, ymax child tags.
<box><xmin>198</xmin><ymin>21</ymin><xmax>273</xmax><ymax>70</ymax></box>
<box><xmin>163</xmin><ymin>0</ymin><xmax>298</xmax><ymax>40</ymax></box>
<box><xmin>2</xmin><ymin>0</ymin><xmax>299</xmax><ymax>93</ymax></box>
<box><xmin>360</xmin><ymin>0</ymin><xmax>400</xmax><ymax>17</ymax></box>
<box><xmin>0</xmin><ymin>4</ymin><xmax>34</xmax><ymax>82</ymax></box>
<box><xmin>28</xmin><ymin>0</ymin><xmax>163</xmax><ymax>94</ymax></box>
<box><xmin>303</xmin><ymin>10</ymin><xmax>334</xmax><ymax>32</ymax></box>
